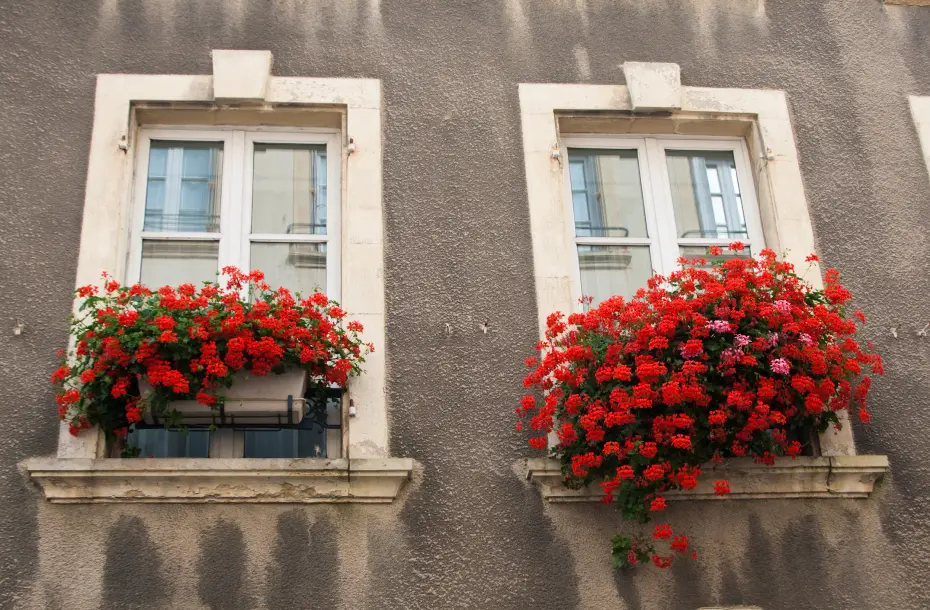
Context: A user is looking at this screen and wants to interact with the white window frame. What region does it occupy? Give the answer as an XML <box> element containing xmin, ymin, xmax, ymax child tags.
<box><xmin>128</xmin><ymin>130</ymin><xmax>348</xmax><ymax>460</ymax></box>
<box><xmin>242</xmin><ymin>130</ymin><xmax>342</xmax><ymax>301</ymax></box>
<box><xmin>561</xmin><ymin>135</ymin><xmax>765</xmax><ymax>309</ymax></box>
<box><xmin>911</xmin><ymin>96</ymin><xmax>930</xmax><ymax>184</ymax></box>
<box><xmin>128</xmin><ymin>127</ymin><xmax>342</xmax><ymax>300</ymax></box>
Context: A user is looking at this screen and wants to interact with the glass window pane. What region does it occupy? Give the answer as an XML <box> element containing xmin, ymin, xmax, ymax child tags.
<box><xmin>145</xmin><ymin>179</ymin><xmax>166</xmax><ymax>212</ymax></box>
<box><xmin>250</xmin><ymin>242</ymin><xmax>326</xmax><ymax>295</ymax></box>
<box><xmin>666</xmin><ymin>150</ymin><xmax>748</xmax><ymax>240</ymax></box>
<box><xmin>577</xmin><ymin>245</ymin><xmax>653</xmax><ymax>307</ymax></box>
<box><xmin>679</xmin><ymin>245</ymin><xmax>753</xmax><ymax>269</ymax></box>
<box><xmin>706</xmin><ymin>166</ymin><xmax>722</xmax><ymax>194</ymax></box>
<box><xmin>144</xmin><ymin>141</ymin><xmax>222</xmax><ymax>232</ymax></box>
<box><xmin>567</xmin><ymin>149</ymin><xmax>648</xmax><ymax>238</ymax></box>
<box><xmin>251</xmin><ymin>143</ymin><xmax>327</xmax><ymax>235</ymax></box>
<box><xmin>128</xmin><ymin>428</ymin><xmax>210</xmax><ymax>458</ymax></box>
<box><xmin>140</xmin><ymin>240</ymin><xmax>219</xmax><ymax>287</ymax></box>
<box><xmin>148</xmin><ymin>147</ymin><xmax>168</xmax><ymax>178</ymax></box>
<box><xmin>243</xmin><ymin>394</ymin><xmax>339</xmax><ymax>458</ymax></box>
<box><xmin>182</xmin><ymin>147</ymin><xmax>214</xmax><ymax>178</ymax></box>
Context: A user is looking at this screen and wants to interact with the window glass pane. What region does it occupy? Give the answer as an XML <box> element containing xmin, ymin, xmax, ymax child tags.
<box><xmin>567</xmin><ymin>149</ymin><xmax>648</xmax><ymax>238</ymax></box>
<box><xmin>577</xmin><ymin>245</ymin><xmax>653</xmax><ymax>307</ymax></box>
<box><xmin>128</xmin><ymin>428</ymin><xmax>210</xmax><ymax>458</ymax></box>
<box><xmin>243</xmin><ymin>394</ymin><xmax>339</xmax><ymax>458</ymax></box>
<box><xmin>250</xmin><ymin>242</ymin><xmax>326</xmax><ymax>295</ymax></box>
<box><xmin>679</xmin><ymin>245</ymin><xmax>753</xmax><ymax>269</ymax></box>
<box><xmin>251</xmin><ymin>143</ymin><xmax>327</xmax><ymax>235</ymax></box>
<box><xmin>144</xmin><ymin>141</ymin><xmax>222</xmax><ymax>232</ymax></box>
<box><xmin>666</xmin><ymin>150</ymin><xmax>748</xmax><ymax>240</ymax></box>
<box><xmin>140</xmin><ymin>240</ymin><xmax>219</xmax><ymax>288</ymax></box>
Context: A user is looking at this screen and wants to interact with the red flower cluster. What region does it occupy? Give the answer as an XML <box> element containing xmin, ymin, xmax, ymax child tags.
<box><xmin>518</xmin><ymin>245</ymin><xmax>881</xmax><ymax>569</ymax></box>
<box><xmin>52</xmin><ymin>268</ymin><xmax>371</xmax><ymax>447</ymax></box>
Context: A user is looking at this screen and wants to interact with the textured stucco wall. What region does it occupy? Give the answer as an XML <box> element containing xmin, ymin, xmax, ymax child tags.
<box><xmin>2</xmin><ymin>1</ymin><xmax>930</xmax><ymax>608</ymax></box>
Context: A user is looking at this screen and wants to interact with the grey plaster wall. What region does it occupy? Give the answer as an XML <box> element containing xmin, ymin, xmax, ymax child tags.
<box><xmin>1</xmin><ymin>0</ymin><xmax>929</xmax><ymax>608</ymax></box>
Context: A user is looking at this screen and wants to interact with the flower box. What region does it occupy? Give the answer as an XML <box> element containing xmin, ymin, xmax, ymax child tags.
<box><xmin>140</xmin><ymin>370</ymin><xmax>308</xmax><ymax>426</ymax></box>
<box><xmin>53</xmin><ymin>268</ymin><xmax>369</xmax><ymax>451</ymax></box>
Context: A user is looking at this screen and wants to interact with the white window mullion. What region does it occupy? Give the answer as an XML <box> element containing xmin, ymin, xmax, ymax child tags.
<box><xmin>225</xmin><ymin>130</ymin><xmax>247</xmax><ymax>280</ymax></box>
<box><xmin>326</xmin><ymin>132</ymin><xmax>342</xmax><ymax>302</ymax></box>
<box><xmin>644</xmin><ymin>138</ymin><xmax>681</xmax><ymax>277</ymax></box>
<box><xmin>731</xmin><ymin>144</ymin><xmax>766</xmax><ymax>250</ymax></box>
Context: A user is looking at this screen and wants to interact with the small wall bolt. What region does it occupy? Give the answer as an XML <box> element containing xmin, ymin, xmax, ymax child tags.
<box><xmin>444</xmin><ymin>323</ymin><xmax>453</xmax><ymax>337</ymax></box>
<box><xmin>348</xmin><ymin>398</ymin><xmax>357</xmax><ymax>417</ymax></box>
<box><xmin>11</xmin><ymin>321</ymin><xmax>24</xmax><ymax>336</ymax></box>
<box><xmin>762</xmin><ymin>147</ymin><xmax>775</xmax><ymax>162</ymax></box>
<box><xmin>918</xmin><ymin>323</ymin><xmax>930</xmax><ymax>338</ymax></box>
<box><xmin>551</xmin><ymin>143</ymin><xmax>561</xmax><ymax>161</ymax></box>
<box><xmin>479</xmin><ymin>320</ymin><xmax>491</xmax><ymax>334</ymax></box>
<box><xmin>118</xmin><ymin>133</ymin><xmax>130</xmax><ymax>152</ymax></box>
<box><xmin>347</xmin><ymin>137</ymin><xmax>358</xmax><ymax>155</ymax></box>
<box><xmin>890</xmin><ymin>325</ymin><xmax>899</xmax><ymax>339</ymax></box>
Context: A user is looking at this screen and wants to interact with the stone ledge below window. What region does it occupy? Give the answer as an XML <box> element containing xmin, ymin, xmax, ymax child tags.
<box><xmin>525</xmin><ymin>455</ymin><xmax>889</xmax><ymax>502</ymax></box>
<box><xmin>21</xmin><ymin>457</ymin><xmax>414</xmax><ymax>504</ymax></box>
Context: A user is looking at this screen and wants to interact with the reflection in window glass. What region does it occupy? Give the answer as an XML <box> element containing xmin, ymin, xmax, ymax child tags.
<box><xmin>140</xmin><ymin>240</ymin><xmax>219</xmax><ymax>287</ymax></box>
<box><xmin>250</xmin><ymin>242</ymin><xmax>326</xmax><ymax>296</ymax></box>
<box><xmin>243</xmin><ymin>394</ymin><xmax>340</xmax><ymax>458</ymax></box>
<box><xmin>666</xmin><ymin>150</ymin><xmax>748</xmax><ymax>240</ymax></box>
<box><xmin>145</xmin><ymin>141</ymin><xmax>223</xmax><ymax>232</ymax></box>
<box><xmin>679</xmin><ymin>245</ymin><xmax>753</xmax><ymax>269</ymax></box>
<box><xmin>567</xmin><ymin>149</ymin><xmax>648</xmax><ymax>238</ymax></box>
<box><xmin>251</xmin><ymin>144</ymin><xmax>327</xmax><ymax>235</ymax></box>
<box><xmin>577</xmin><ymin>245</ymin><xmax>653</xmax><ymax>307</ymax></box>
<box><xmin>128</xmin><ymin>428</ymin><xmax>210</xmax><ymax>458</ymax></box>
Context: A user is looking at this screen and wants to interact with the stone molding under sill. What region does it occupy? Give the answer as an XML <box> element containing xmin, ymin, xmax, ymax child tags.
<box><xmin>526</xmin><ymin>455</ymin><xmax>889</xmax><ymax>502</ymax></box>
<box><xmin>21</xmin><ymin>457</ymin><xmax>414</xmax><ymax>504</ymax></box>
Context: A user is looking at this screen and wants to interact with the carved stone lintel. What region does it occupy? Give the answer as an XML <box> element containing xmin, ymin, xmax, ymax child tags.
<box><xmin>525</xmin><ymin>455</ymin><xmax>889</xmax><ymax>502</ymax></box>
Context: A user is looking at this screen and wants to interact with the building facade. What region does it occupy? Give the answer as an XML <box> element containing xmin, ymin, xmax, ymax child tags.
<box><xmin>2</xmin><ymin>1</ymin><xmax>930</xmax><ymax>608</ymax></box>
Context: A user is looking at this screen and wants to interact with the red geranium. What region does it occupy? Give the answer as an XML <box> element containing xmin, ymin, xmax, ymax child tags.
<box><xmin>518</xmin><ymin>245</ymin><xmax>881</xmax><ymax>568</ymax></box>
<box><xmin>52</xmin><ymin>268</ymin><xmax>370</xmax><ymax>453</ymax></box>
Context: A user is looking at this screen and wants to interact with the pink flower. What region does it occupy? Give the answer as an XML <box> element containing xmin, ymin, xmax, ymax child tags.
<box><xmin>705</xmin><ymin>320</ymin><xmax>731</xmax><ymax>333</ymax></box>
<box><xmin>770</xmin><ymin>358</ymin><xmax>791</xmax><ymax>375</ymax></box>
<box><xmin>799</xmin><ymin>333</ymin><xmax>813</xmax><ymax>345</ymax></box>
<box><xmin>775</xmin><ymin>300</ymin><xmax>791</xmax><ymax>313</ymax></box>
<box><xmin>734</xmin><ymin>334</ymin><xmax>750</xmax><ymax>348</ymax></box>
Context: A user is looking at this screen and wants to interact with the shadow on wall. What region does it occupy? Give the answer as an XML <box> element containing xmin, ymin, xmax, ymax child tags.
<box><xmin>102</xmin><ymin>516</ymin><xmax>171</xmax><ymax>609</ymax></box>
<box><xmin>584</xmin><ymin>497</ymin><xmax>905</xmax><ymax>610</ymax></box>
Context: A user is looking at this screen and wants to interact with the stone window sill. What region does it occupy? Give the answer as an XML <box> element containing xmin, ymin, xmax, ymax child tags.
<box><xmin>21</xmin><ymin>457</ymin><xmax>414</xmax><ymax>504</ymax></box>
<box><xmin>525</xmin><ymin>456</ymin><xmax>888</xmax><ymax>502</ymax></box>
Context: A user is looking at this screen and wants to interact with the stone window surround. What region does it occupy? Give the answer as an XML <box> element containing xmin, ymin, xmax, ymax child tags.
<box><xmin>22</xmin><ymin>50</ymin><xmax>413</xmax><ymax>503</ymax></box>
<box><xmin>912</xmin><ymin>96</ymin><xmax>930</xmax><ymax>181</ymax></box>
<box><xmin>519</xmin><ymin>63</ymin><xmax>888</xmax><ymax>500</ymax></box>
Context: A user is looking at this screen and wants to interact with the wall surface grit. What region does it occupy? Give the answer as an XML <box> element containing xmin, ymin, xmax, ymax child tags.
<box><xmin>2</xmin><ymin>1</ymin><xmax>930</xmax><ymax>609</ymax></box>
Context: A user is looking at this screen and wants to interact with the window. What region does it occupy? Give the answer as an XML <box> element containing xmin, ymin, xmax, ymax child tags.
<box><xmin>27</xmin><ymin>59</ymin><xmax>409</xmax><ymax>504</ymax></box>
<box><xmin>129</xmin><ymin>129</ymin><xmax>340</xmax><ymax>295</ymax></box>
<box><xmin>562</xmin><ymin>137</ymin><xmax>764</xmax><ymax>308</ymax></box>
<box><xmin>127</xmin><ymin>128</ymin><xmax>343</xmax><ymax>459</ymax></box>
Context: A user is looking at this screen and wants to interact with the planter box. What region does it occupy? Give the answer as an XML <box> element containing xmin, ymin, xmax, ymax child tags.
<box><xmin>140</xmin><ymin>370</ymin><xmax>308</xmax><ymax>426</ymax></box>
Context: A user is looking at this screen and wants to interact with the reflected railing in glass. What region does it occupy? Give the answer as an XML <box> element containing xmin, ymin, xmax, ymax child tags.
<box><xmin>143</xmin><ymin>213</ymin><xmax>220</xmax><ymax>233</ymax></box>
